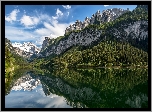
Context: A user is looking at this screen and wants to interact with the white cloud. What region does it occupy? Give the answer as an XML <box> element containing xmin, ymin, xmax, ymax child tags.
<box><xmin>52</xmin><ymin>16</ymin><xmax>58</xmax><ymax>20</ymax></box>
<box><xmin>67</xmin><ymin>12</ymin><xmax>69</xmax><ymax>16</ymax></box>
<box><xmin>36</xmin><ymin>96</ymin><xmax>71</xmax><ymax>108</ymax></box>
<box><xmin>104</xmin><ymin>5</ymin><xmax>110</xmax><ymax>7</ymax></box>
<box><xmin>33</xmin><ymin>17</ymin><xmax>39</xmax><ymax>24</ymax></box>
<box><xmin>52</xmin><ymin>8</ymin><xmax>63</xmax><ymax>20</ymax></box>
<box><xmin>35</xmin><ymin>28</ymin><xmax>50</xmax><ymax>36</ymax></box>
<box><xmin>5</xmin><ymin>9</ymin><xmax>20</xmax><ymax>22</ymax></box>
<box><xmin>20</xmin><ymin>15</ymin><xmax>34</xmax><ymax>26</ymax></box>
<box><xmin>33</xmin><ymin>18</ymin><xmax>74</xmax><ymax>44</ymax></box>
<box><xmin>34</xmin><ymin>21</ymin><xmax>67</xmax><ymax>38</ymax></box>
<box><xmin>31</xmin><ymin>14</ymin><xmax>74</xmax><ymax>44</ymax></box>
<box><xmin>5</xmin><ymin>26</ymin><xmax>37</xmax><ymax>41</ymax></box>
<box><xmin>6</xmin><ymin>84</ymin><xmax>70</xmax><ymax>108</ymax></box>
<box><xmin>43</xmin><ymin>21</ymin><xmax>72</xmax><ymax>36</ymax></box>
<box><xmin>62</xmin><ymin>5</ymin><xmax>71</xmax><ymax>9</ymax></box>
<box><xmin>20</xmin><ymin>15</ymin><xmax>39</xmax><ymax>28</ymax></box>
<box><xmin>5</xmin><ymin>25</ymin><xmax>46</xmax><ymax>46</ymax></box>
<box><xmin>5</xmin><ymin>11</ymin><xmax>74</xmax><ymax>46</ymax></box>
<box><xmin>56</xmin><ymin>8</ymin><xmax>63</xmax><ymax>16</ymax></box>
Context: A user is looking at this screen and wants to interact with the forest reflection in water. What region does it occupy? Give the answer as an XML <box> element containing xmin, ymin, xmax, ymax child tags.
<box><xmin>5</xmin><ymin>67</ymin><xmax>148</xmax><ymax>108</ymax></box>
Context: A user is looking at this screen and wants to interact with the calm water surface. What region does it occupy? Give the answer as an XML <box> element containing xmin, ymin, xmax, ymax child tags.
<box><xmin>5</xmin><ymin>68</ymin><xmax>148</xmax><ymax>108</ymax></box>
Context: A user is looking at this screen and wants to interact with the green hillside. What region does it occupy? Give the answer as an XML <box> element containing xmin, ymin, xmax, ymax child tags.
<box><xmin>6</xmin><ymin>5</ymin><xmax>148</xmax><ymax>70</ymax></box>
<box><xmin>43</xmin><ymin>5</ymin><xmax>147</xmax><ymax>68</ymax></box>
<box><xmin>40</xmin><ymin>40</ymin><xmax>148</xmax><ymax>69</ymax></box>
<box><xmin>5</xmin><ymin>38</ymin><xmax>32</xmax><ymax>78</ymax></box>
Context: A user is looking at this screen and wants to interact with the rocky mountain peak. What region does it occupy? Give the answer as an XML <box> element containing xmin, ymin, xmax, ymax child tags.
<box><xmin>41</xmin><ymin>37</ymin><xmax>52</xmax><ymax>51</ymax></box>
<box><xmin>11</xmin><ymin>42</ymin><xmax>40</xmax><ymax>58</ymax></box>
<box><xmin>36</xmin><ymin>5</ymin><xmax>148</xmax><ymax>59</ymax></box>
<box><xmin>65</xmin><ymin>8</ymin><xmax>130</xmax><ymax>34</ymax></box>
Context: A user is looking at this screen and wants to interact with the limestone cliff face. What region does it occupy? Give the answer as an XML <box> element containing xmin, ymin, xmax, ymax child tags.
<box><xmin>65</xmin><ymin>8</ymin><xmax>130</xmax><ymax>34</ymax></box>
<box><xmin>110</xmin><ymin>20</ymin><xmax>148</xmax><ymax>40</ymax></box>
<box><xmin>39</xmin><ymin>28</ymin><xmax>102</xmax><ymax>57</ymax></box>
<box><xmin>41</xmin><ymin>37</ymin><xmax>51</xmax><ymax>51</ymax></box>
<box><xmin>38</xmin><ymin>20</ymin><xmax>148</xmax><ymax>57</ymax></box>
<box><xmin>108</xmin><ymin>20</ymin><xmax>148</xmax><ymax>52</ymax></box>
<box><xmin>37</xmin><ymin>6</ymin><xmax>148</xmax><ymax>58</ymax></box>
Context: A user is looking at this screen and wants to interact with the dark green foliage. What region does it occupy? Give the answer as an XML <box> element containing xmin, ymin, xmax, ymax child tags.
<box><xmin>43</xmin><ymin>40</ymin><xmax>148</xmax><ymax>69</ymax></box>
<box><xmin>36</xmin><ymin>5</ymin><xmax>148</xmax><ymax>68</ymax></box>
<box><xmin>5</xmin><ymin>38</ymin><xmax>32</xmax><ymax>79</ymax></box>
<box><xmin>20</xmin><ymin>5</ymin><xmax>149</xmax><ymax>69</ymax></box>
<box><xmin>36</xmin><ymin>68</ymin><xmax>148</xmax><ymax>108</ymax></box>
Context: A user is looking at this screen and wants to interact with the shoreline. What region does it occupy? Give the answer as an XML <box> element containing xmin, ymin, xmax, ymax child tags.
<box><xmin>67</xmin><ymin>65</ymin><xmax>148</xmax><ymax>69</ymax></box>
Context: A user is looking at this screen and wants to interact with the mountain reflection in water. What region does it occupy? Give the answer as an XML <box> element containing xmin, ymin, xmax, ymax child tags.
<box><xmin>5</xmin><ymin>68</ymin><xmax>148</xmax><ymax>108</ymax></box>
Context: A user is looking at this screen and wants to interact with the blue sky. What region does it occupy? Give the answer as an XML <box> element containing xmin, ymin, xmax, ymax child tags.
<box><xmin>5</xmin><ymin>5</ymin><xmax>137</xmax><ymax>47</ymax></box>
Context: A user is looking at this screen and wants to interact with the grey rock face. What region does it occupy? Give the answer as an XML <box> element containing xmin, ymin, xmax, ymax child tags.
<box><xmin>38</xmin><ymin>8</ymin><xmax>148</xmax><ymax>58</ymax></box>
<box><xmin>41</xmin><ymin>37</ymin><xmax>51</xmax><ymax>51</ymax></box>
<box><xmin>39</xmin><ymin>20</ymin><xmax>148</xmax><ymax>58</ymax></box>
<box><xmin>65</xmin><ymin>8</ymin><xmax>129</xmax><ymax>34</ymax></box>
<box><xmin>111</xmin><ymin>21</ymin><xmax>148</xmax><ymax>40</ymax></box>
<box><xmin>39</xmin><ymin>28</ymin><xmax>102</xmax><ymax>56</ymax></box>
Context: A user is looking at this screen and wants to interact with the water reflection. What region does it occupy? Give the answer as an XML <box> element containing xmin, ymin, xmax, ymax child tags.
<box><xmin>5</xmin><ymin>70</ymin><xmax>72</xmax><ymax>108</ymax></box>
<box><xmin>11</xmin><ymin>73</ymin><xmax>41</xmax><ymax>91</ymax></box>
<box><xmin>5</xmin><ymin>68</ymin><xmax>148</xmax><ymax>108</ymax></box>
<box><xmin>5</xmin><ymin>69</ymin><xmax>30</xmax><ymax>95</ymax></box>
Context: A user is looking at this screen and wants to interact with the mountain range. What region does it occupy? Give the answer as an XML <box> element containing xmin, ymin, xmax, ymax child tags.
<box><xmin>5</xmin><ymin>38</ymin><xmax>40</xmax><ymax>58</ymax></box>
<box><xmin>12</xmin><ymin>42</ymin><xmax>40</xmax><ymax>58</ymax></box>
<box><xmin>5</xmin><ymin>5</ymin><xmax>148</xmax><ymax>69</ymax></box>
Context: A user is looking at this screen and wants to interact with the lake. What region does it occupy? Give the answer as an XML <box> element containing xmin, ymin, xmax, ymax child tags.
<box><xmin>5</xmin><ymin>68</ymin><xmax>148</xmax><ymax>108</ymax></box>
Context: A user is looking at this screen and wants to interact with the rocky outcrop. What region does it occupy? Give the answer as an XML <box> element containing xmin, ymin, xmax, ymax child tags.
<box><xmin>5</xmin><ymin>38</ymin><xmax>14</xmax><ymax>51</ymax></box>
<box><xmin>40</xmin><ymin>28</ymin><xmax>102</xmax><ymax>56</ymax></box>
<box><xmin>110</xmin><ymin>20</ymin><xmax>148</xmax><ymax>39</ymax></box>
<box><xmin>65</xmin><ymin>8</ymin><xmax>130</xmax><ymax>34</ymax></box>
<box><xmin>109</xmin><ymin>20</ymin><xmax>148</xmax><ymax>52</ymax></box>
<box><xmin>41</xmin><ymin>37</ymin><xmax>51</xmax><ymax>51</ymax></box>
<box><xmin>37</xmin><ymin>6</ymin><xmax>148</xmax><ymax>58</ymax></box>
<box><xmin>123</xmin><ymin>21</ymin><xmax>148</xmax><ymax>39</ymax></box>
<box><xmin>101</xmin><ymin>8</ymin><xmax>129</xmax><ymax>22</ymax></box>
<box><xmin>38</xmin><ymin>19</ymin><xmax>148</xmax><ymax>57</ymax></box>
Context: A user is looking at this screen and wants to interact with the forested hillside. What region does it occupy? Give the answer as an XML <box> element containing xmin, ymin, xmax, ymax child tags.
<box><xmin>5</xmin><ymin>38</ymin><xmax>31</xmax><ymax>78</ymax></box>
<box><xmin>5</xmin><ymin>5</ymin><xmax>148</xmax><ymax>70</ymax></box>
<box><xmin>30</xmin><ymin>5</ymin><xmax>148</xmax><ymax>69</ymax></box>
<box><xmin>36</xmin><ymin>40</ymin><xmax>147</xmax><ymax>69</ymax></box>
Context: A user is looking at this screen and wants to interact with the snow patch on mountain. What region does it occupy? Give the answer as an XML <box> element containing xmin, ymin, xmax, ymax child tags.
<box><xmin>11</xmin><ymin>42</ymin><xmax>41</xmax><ymax>58</ymax></box>
<box><xmin>12</xmin><ymin>42</ymin><xmax>41</xmax><ymax>54</ymax></box>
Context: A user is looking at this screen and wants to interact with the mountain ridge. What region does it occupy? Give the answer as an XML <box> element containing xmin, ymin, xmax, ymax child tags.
<box><xmin>11</xmin><ymin>42</ymin><xmax>41</xmax><ymax>58</ymax></box>
<box><xmin>29</xmin><ymin>5</ymin><xmax>148</xmax><ymax>68</ymax></box>
<box><xmin>36</xmin><ymin>6</ymin><xmax>147</xmax><ymax>59</ymax></box>
<box><xmin>5</xmin><ymin>5</ymin><xmax>148</xmax><ymax>69</ymax></box>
